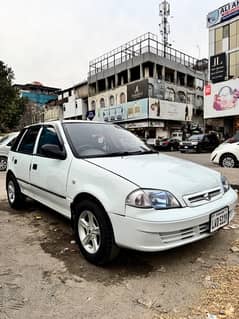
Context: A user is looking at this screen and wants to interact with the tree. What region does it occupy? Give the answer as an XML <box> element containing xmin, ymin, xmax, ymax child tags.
<box><xmin>0</xmin><ymin>60</ymin><xmax>25</xmax><ymax>131</ymax></box>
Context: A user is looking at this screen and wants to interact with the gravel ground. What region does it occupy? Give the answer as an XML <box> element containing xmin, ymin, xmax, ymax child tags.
<box><xmin>0</xmin><ymin>153</ymin><xmax>239</xmax><ymax>319</ymax></box>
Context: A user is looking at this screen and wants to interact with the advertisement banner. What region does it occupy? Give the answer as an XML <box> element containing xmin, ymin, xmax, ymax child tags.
<box><xmin>210</xmin><ymin>53</ymin><xmax>227</xmax><ymax>83</ymax></box>
<box><xmin>149</xmin><ymin>99</ymin><xmax>193</xmax><ymax>122</ymax></box>
<box><xmin>207</xmin><ymin>1</ymin><xmax>239</xmax><ymax>28</ymax></box>
<box><xmin>204</xmin><ymin>79</ymin><xmax>239</xmax><ymax>118</ymax></box>
<box><xmin>127</xmin><ymin>80</ymin><xmax>148</xmax><ymax>102</ymax></box>
<box><xmin>96</xmin><ymin>98</ymin><xmax>148</xmax><ymax>122</ymax></box>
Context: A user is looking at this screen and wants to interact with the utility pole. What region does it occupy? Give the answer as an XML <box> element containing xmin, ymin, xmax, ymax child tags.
<box><xmin>159</xmin><ymin>0</ymin><xmax>171</xmax><ymax>57</ymax></box>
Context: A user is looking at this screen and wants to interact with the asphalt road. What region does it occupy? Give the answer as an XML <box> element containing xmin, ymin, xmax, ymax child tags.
<box><xmin>0</xmin><ymin>154</ymin><xmax>239</xmax><ymax>319</ymax></box>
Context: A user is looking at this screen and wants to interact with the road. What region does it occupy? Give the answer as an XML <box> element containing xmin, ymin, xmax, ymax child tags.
<box><xmin>0</xmin><ymin>154</ymin><xmax>239</xmax><ymax>319</ymax></box>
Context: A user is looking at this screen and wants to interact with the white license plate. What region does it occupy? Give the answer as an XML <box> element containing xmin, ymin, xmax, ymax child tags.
<box><xmin>210</xmin><ymin>208</ymin><xmax>229</xmax><ymax>233</ymax></box>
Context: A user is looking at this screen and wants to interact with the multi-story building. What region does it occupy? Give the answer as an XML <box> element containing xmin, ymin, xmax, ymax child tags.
<box><xmin>205</xmin><ymin>2</ymin><xmax>239</xmax><ymax>136</ymax></box>
<box><xmin>14</xmin><ymin>82</ymin><xmax>60</xmax><ymax>126</ymax></box>
<box><xmin>88</xmin><ymin>32</ymin><xmax>207</xmax><ymax>139</ymax></box>
<box><xmin>57</xmin><ymin>81</ymin><xmax>88</xmax><ymax>120</ymax></box>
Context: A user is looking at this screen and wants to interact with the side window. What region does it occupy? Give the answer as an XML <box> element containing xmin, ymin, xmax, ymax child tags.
<box><xmin>11</xmin><ymin>130</ymin><xmax>26</xmax><ymax>152</ymax></box>
<box><xmin>7</xmin><ymin>138</ymin><xmax>16</xmax><ymax>147</ymax></box>
<box><xmin>37</xmin><ymin>126</ymin><xmax>61</xmax><ymax>155</ymax></box>
<box><xmin>18</xmin><ymin>127</ymin><xmax>40</xmax><ymax>154</ymax></box>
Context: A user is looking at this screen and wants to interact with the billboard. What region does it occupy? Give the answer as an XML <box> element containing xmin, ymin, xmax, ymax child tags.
<box><xmin>96</xmin><ymin>98</ymin><xmax>148</xmax><ymax>122</ymax></box>
<box><xmin>149</xmin><ymin>99</ymin><xmax>193</xmax><ymax>122</ymax></box>
<box><xmin>204</xmin><ymin>79</ymin><xmax>239</xmax><ymax>118</ymax></box>
<box><xmin>207</xmin><ymin>1</ymin><xmax>239</xmax><ymax>28</ymax></box>
<box><xmin>210</xmin><ymin>53</ymin><xmax>227</xmax><ymax>83</ymax></box>
<box><xmin>127</xmin><ymin>79</ymin><xmax>148</xmax><ymax>102</ymax></box>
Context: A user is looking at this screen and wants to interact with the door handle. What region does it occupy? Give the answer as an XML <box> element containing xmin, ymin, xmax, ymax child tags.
<box><xmin>32</xmin><ymin>164</ymin><xmax>38</xmax><ymax>170</ymax></box>
<box><xmin>14</xmin><ymin>159</ymin><xmax>17</xmax><ymax>165</ymax></box>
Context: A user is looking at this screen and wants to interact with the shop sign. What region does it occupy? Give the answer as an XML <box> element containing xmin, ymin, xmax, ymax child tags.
<box><xmin>205</xmin><ymin>84</ymin><xmax>212</xmax><ymax>96</ymax></box>
<box><xmin>207</xmin><ymin>1</ymin><xmax>239</xmax><ymax>28</ymax></box>
<box><xmin>127</xmin><ymin>79</ymin><xmax>148</xmax><ymax>102</ymax></box>
<box><xmin>210</xmin><ymin>53</ymin><xmax>227</xmax><ymax>83</ymax></box>
<box><xmin>149</xmin><ymin>99</ymin><xmax>193</xmax><ymax>122</ymax></box>
<box><xmin>204</xmin><ymin>78</ymin><xmax>239</xmax><ymax>118</ymax></box>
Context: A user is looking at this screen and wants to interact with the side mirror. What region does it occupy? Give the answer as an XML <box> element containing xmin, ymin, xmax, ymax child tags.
<box><xmin>41</xmin><ymin>144</ymin><xmax>66</xmax><ymax>160</ymax></box>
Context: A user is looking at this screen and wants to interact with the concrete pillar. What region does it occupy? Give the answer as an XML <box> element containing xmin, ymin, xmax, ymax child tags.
<box><xmin>185</xmin><ymin>75</ymin><xmax>188</xmax><ymax>87</ymax></box>
<box><xmin>162</xmin><ymin>66</ymin><xmax>166</xmax><ymax>81</ymax></box>
<box><xmin>127</xmin><ymin>68</ymin><xmax>131</xmax><ymax>83</ymax></box>
<box><xmin>153</xmin><ymin>63</ymin><xmax>157</xmax><ymax>79</ymax></box>
<box><xmin>174</xmin><ymin>71</ymin><xmax>177</xmax><ymax>85</ymax></box>
<box><xmin>140</xmin><ymin>64</ymin><xmax>144</xmax><ymax>79</ymax></box>
<box><xmin>105</xmin><ymin>78</ymin><xmax>108</xmax><ymax>90</ymax></box>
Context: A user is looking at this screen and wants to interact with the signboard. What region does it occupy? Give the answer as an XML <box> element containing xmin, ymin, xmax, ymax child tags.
<box><xmin>204</xmin><ymin>78</ymin><xmax>239</xmax><ymax>118</ymax></box>
<box><xmin>96</xmin><ymin>98</ymin><xmax>148</xmax><ymax>122</ymax></box>
<box><xmin>149</xmin><ymin>99</ymin><xmax>193</xmax><ymax>122</ymax></box>
<box><xmin>127</xmin><ymin>79</ymin><xmax>148</xmax><ymax>102</ymax></box>
<box><xmin>207</xmin><ymin>1</ymin><xmax>239</xmax><ymax>28</ymax></box>
<box><xmin>210</xmin><ymin>53</ymin><xmax>227</xmax><ymax>83</ymax></box>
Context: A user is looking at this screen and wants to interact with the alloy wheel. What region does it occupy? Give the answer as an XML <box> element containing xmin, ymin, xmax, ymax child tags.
<box><xmin>222</xmin><ymin>156</ymin><xmax>235</xmax><ymax>168</ymax></box>
<box><xmin>0</xmin><ymin>158</ymin><xmax>7</xmax><ymax>171</ymax></box>
<box><xmin>8</xmin><ymin>180</ymin><xmax>16</xmax><ymax>204</ymax></box>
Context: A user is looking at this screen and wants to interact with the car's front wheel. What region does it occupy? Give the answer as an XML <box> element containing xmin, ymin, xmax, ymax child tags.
<box><xmin>6</xmin><ymin>175</ymin><xmax>25</xmax><ymax>209</ymax></box>
<box><xmin>0</xmin><ymin>156</ymin><xmax>7</xmax><ymax>171</ymax></box>
<box><xmin>73</xmin><ymin>199</ymin><xmax>119</xmax><ymax>265</ymax></box>
<box><xmin>220</xmin><ymin>154</ymin><xmax>238</xmax><ymax>168</ymax></box>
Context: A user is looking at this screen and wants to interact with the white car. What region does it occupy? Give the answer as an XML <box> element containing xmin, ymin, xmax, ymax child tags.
<box><xmin>6</xmin><ymin>121</ymin><xmax>238</xmax><ymax>265</ymax></box>
<box><xmin>0</xmin><ymin>132</ymin><xmax>19</xmax><ymax>171</ymax></box>
<box><xmin>211</xmin><ymin>142</ymin><xmax>239</xmax><ymax>168</ymax></box>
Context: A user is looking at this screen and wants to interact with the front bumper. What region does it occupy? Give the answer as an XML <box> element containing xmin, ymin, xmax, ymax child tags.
<box><xmin>179</xmin><ymin>144</ymin><xmax>198</xmax><ymax>152</ymax></box>
<box><xmin>109</xmin><ymin>188</ymin><xmax>238</xmax><ymax>252</ymax></box>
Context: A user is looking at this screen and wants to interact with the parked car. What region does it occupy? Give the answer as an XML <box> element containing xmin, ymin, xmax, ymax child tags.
<box><xmin>211</xmin><ymin>142</ymin><xmax>239</xmax><ymax>168</ymax></box>
<box><xmin>6</xmin><ymin>121</ymin><xmax>237</xmax><ymax>265</ymax></box>
<box><xmin>179</xmin><ymin>133</ymin><xmax>220</xmax><ymax>153</ymax></box>
<box><xmin>156</xmin><ymin>138</ymin><xmax>179</xmax><ymax>151</ymax></box>
<box><xmin>0</xmin><ymin>132</ymin><xmax>19</xmax><ymax>171</ymax></box>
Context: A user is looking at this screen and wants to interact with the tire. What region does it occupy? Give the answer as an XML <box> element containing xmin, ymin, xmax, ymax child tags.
<box><xmin>220</xmin><ymin>154</ymin><xmax>238</xmax><ymax>168</ymax></box>
<box><xmin>6</xmin><ymin>174</ymin><xmax>25</xmax><ymax>209</ymax></box>
<box><xmin>0</xmin><ymin>156</ymin><xmax>7</xmax><ymax>171</ymax></box>
<box><xmin>170</xmin><ymin>145</ymin><xmax>174</xmax><ymax>152</ymax></box>
<box><xmin>73</xmin><ymin>199</ymin><xmax>119</xmax><ymax>265</ymax></box>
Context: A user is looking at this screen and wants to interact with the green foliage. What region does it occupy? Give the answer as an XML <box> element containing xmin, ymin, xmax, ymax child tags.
<box><xmin>0</xmin><ymin>61</ymin><xmax>25</xmax><ymax>131</ymax></box>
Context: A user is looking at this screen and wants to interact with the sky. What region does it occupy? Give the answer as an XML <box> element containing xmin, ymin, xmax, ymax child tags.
<box><xmin>0</xmin><ymin>0</ymin><xmax>226</xmax><ymax>89</ymax></box>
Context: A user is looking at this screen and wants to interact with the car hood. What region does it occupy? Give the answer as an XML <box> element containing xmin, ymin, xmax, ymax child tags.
<box><xmin>87</xmin><ymin>154</ymin><xmax>222</xmax><ymax>197</ymax></box>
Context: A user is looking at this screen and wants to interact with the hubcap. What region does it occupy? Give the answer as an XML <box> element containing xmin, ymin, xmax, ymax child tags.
<box><xmin>78</xmin><ymin>210</ymin><xmax>101</xmax><ymax>254</ymax></box>
<box><xmin>8</xmin><ymin>180</ymin><xmax>15</xmax><ymax>204</ymax></box>
<box><xmin>0</xmin><ymin>158</ymin><xmax>7</xmax><ymax>171</ymax></box>
<box><xmin>223</xmin><ymin>157</ymin><xmax>235</xmax><ymax>168</ymax></box>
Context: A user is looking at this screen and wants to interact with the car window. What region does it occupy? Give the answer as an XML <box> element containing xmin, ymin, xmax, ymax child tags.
<box><xmin>37</xmin><ymin>126</ymin><xmax>61</xmax><ymax>155</ymax></box>
<box><xmin>11</xmin><ymin>130</ymin><xmax>26</xmax><ymax>152</ymax></box>
<box><xmin>18</xmin><ymin>126</ymin><xmax>41</xmax><ymax>155</ymax></box>
<box><xmin>7</xmin><ymin>137</ymin><xmax>16</xmax><ymax>147</ymax></box>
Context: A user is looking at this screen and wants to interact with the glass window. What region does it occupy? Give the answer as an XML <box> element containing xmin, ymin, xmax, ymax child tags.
<box><xmin>178</xmin><ymin>91</ymin><xmax>186</xmax><ymax>103</ymax></box>
<box><xmin>100</xmin><ymin>98</ymin><xmax>105</xmax><ymax>108</ymax></box>
<box><xmin>91</xmin><ymin>100</ymin><xmax>96</xmax><ymax>110</ymax></box>
<box><xmin>119</xmin><ymin>92</ymin><xmax>126</xmax><ymax>104</ymax></box>
<box><xmin>229</xmin><ymin>51</ymin><xmax>239</xmax><ymax>77</ymax></box>
<box><xmin>109</xmin><ymin>95</ymin><xmax>115</xmax><ymax>106</ymax></box>
<box><xmin>215</xmin><ymin>27</ymin><xmax>223</xmax><ymax>41</ymax></box>
<box><xmin>18</xmin><ymin>126</ymin><xmax>40</xmax><ymax>154</ymax></box>
<box><xmin>223</xmin><ymin>25</ymin><xmax>229</xmax><ymax>38</ymax></box>
<box><xmin>165</xmin><ymin>88</ymin><xmax>175</xmax><ymax>101</ymax></box>
<box><xmin>230</xmin><ymin>35</ymin><xmax>237</xmax><ymax>49</ymax></box>
<box><xmin>215</xmin><ymin>40</ymin><xmax>223</xmax><ymax>54</ymax></box>
<box><xmin>37</xmin><ymin>126</ymin><xmax>61</xmax><ymax>155</ymax></box>
<box><xmin>230</xmin><ymin>22</ymin><xmax>237</xmax><ymax>36</ymax></box>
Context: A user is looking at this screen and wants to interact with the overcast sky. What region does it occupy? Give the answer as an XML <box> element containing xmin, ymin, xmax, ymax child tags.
<box><xmin>0</xmin><ymin>0</ymin><xmax>226</xmax><ymax>89</ymax></box>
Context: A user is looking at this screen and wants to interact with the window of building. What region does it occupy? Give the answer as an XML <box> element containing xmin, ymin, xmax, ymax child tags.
<box><xmin>100</xmin><ymin>98</ymin><xmax>105</xmax><ymax>108</ymax></box>
<box><xmin>119</xmin><ymin>93</ymin><xmax>126</xmax><ymax>104</ymax></box>
<box><xmin>178</xmin><ymin>91</ymin><xmax>186</xmax><ymax>103</ymax></box>
<box><xmin>215</xmin><ymin>27</ymin><xmax>223</xmax><ymax>54</ymax></box>
<box><xmin>229</xmin><ymin>21</ymin><xmax>239</xmax><ymax>50</ymax></box>
<box><xmin>229</xmin><ymin>50</ymin><xmax>239</xmax><ymax>78</ymax></box>
<box><xmin>109</xmin><ymin>95</ymin><xmax>115</xmax><ymax>106</ymax></box>
<box><xmin>165</xmin><ymin>88</ymin><xmax>175</xmax><ymax>101</ymax></box>
<box><xmin>223</xmin><ymin>25</ymin><xmax>229</xmax><ymax>38</ymax></box>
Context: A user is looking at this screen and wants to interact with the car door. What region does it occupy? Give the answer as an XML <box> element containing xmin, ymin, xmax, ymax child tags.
<box><xmin>9</xmin><ymin>126</ymin><xmax>41</xmax><ymax>194</ymax></box>
<box><xmin>29</xmin><ymin>124</ymin><xmax>72</xmax><ymax>218</ymax></box>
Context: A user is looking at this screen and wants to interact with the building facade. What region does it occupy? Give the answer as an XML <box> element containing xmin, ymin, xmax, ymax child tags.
<box><xmin>205</xmin><ymin>2</ymin><xmax>239</xmax><ymax>136</ymax></box>
<box><xmin>88</xmin><ymin>32</ymin><xmax>207</xmax><ymax>139</ymax></box>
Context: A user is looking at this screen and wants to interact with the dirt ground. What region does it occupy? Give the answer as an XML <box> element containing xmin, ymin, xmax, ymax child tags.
<box><xmin>0</xmin><ymin>159</ymin><xmax>239</xmax><ymax>319</ymax></box>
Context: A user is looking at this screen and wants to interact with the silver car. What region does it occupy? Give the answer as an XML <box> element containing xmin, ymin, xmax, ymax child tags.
<box><xmin>0</xmin><ymin>132</ymin><xmax>19</xmax><ymax>171</ymax></box>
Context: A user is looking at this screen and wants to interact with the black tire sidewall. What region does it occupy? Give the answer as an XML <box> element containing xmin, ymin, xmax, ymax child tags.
<box><xmin>6</xmin><ymin>175</ymin><xmax>24</xmax><ymax>209</ymax></box>
<box><xmin>73</xmin><ymin>200</ymin><xmax>116</xmax><ymax>265</ymax></box>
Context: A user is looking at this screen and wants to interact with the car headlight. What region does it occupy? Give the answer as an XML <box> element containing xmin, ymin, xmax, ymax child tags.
<box><xmin>126</xmin><ymin>189</ymin><xmax>181</xmax><ymax>210</ymax></box>
<box><xmin>221</xmin><ymin>175</ymin><xmax>230</xmax><ymax>193</ymax></box>
<box><xmin>191</xmin><ymin>141</ymin><xmax>198</xmax><ymax>146</ymax></box>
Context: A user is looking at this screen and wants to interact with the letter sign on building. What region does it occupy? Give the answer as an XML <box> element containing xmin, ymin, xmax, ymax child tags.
<box><xmin>210</xmin><ymin>53</ymin><xmax>227</xmax><ymax>83</ymax></box>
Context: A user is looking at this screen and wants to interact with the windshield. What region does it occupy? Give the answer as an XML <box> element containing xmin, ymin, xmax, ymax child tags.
<box><xmin>63</xmin><ymin>122</ymin><xmax>154</xmax><ymax>158</ymax></box>
<box><xmin>188</xmin><ymin>134</ymin><xmax>204</xmax><ymax>141</ymax></box>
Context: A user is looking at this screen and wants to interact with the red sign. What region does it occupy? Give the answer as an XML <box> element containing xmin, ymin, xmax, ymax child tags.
<box><xmin>205</xmin><ymin>84</ymin><xmax>212</xmax><ymax>96</ymax></box>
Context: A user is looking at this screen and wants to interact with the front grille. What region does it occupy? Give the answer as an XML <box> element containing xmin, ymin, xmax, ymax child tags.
<box><xmin>183</xmin><ymin>188</ymin><xmax>222</xmax><ymax>207</ymax></box>
<box><xmin>159</xmin><ymin>222</ymin><xmax>209</xmax><ymax>244</ymax></box>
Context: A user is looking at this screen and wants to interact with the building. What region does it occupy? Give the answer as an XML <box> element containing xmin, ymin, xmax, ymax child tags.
<box><xmin>205</xmin><ymin>2</ymin><xmax>239</xmax><ymax>136</ymax></box>
<box><xmin>88</xmin><ymin>32</ymin><xmax>207</xmax><ymax>139</ymax></box>
<box><xmin>57</xmin><ymin>81</ymin><xmax>88</xmax><ymax>120</ymax></box>
<box><xmin>14</xmin><ymin>82</ymin><xmax>60</xmax><ymax>126</ymax></box>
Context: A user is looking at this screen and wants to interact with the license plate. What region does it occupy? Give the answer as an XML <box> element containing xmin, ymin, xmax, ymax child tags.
<box><xmin>210</xmin><ymin>208</ymin><xmax>229</xmax><ymax>233</ymax></box>
<box><xmin>184</xmin><ymin>146</ymin><xmax>188</xmax><ymax>149</ymax></box>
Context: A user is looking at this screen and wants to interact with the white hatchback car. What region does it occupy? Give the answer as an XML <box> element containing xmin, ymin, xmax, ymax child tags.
<box><xmin>211</xmin><ymin>141</ymin><xmax>239</xmax><ymax>168</ymax></box>
<box><xmin>6</xmin><ymin>121</ymin><xmax>238</xmax><ymax>265</ymax></box>
<box><xmin>0</xmin><ymin>132</ymin><xmax>19</xmax><ymax>171</ymax></box>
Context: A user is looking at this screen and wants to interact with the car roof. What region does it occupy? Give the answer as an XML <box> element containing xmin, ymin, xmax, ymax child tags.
<box><xmin>23</xmin><ymin>120</ymin><xmax>109</xmax><ymax>129</ymax></box>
